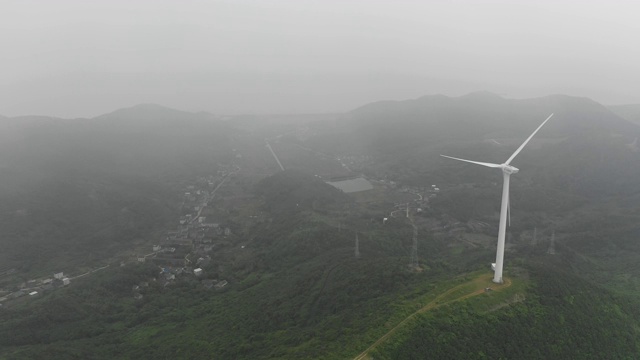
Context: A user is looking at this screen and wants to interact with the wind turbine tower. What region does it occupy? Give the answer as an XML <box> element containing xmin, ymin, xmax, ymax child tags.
<box><xmin>441</xmin><ymin>114</ymin><xmax>553</xmax><ymax>283</ymax></box>
<box><xmin>355</xmin><ymin>232</ymin><xmax>361</xmax><ymax>259</ymax></box>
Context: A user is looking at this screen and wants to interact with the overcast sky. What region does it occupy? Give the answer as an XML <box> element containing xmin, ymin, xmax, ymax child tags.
<box><xmin>1</xmin><ymin>0</ymin><xmax>639</xmax><ymax>118</ymax></box>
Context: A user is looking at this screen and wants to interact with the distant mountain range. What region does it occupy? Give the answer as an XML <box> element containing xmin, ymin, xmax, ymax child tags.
<box><xmin>0</xmin><ymin>104</ymin><xmax>236</xmax><ymax>272</ymax></box>
<box><xmin>0</xmin><ymin>103</ymin><xmax>234</xmax><ymax>179</ymax></box>
<box><xmin>351</xmin><ymin>91</ymin><xmax>640</xmax><ymax>139</ymax></box>
<box><xmin>2</xmin><ymin>93</ymin><xmax>639</xmax><ymax>273</ymax></box>
<box><xmin>4</xmin><ymin>94</ymin><xmax>640</xmax><ymax>359</ymax></box>
<box><xmin>312</xmin><ymin>92</ymin><xmax>639</xmax><ymax>197</ymax></box>
<box><xmin>608</xmin><ymin>103</ymin><xmax>640</xmax><ymax>125</ymax></box>
<box><xmin>3</xmin><ymin>94</ymin><xmax>638</xmax><ymax>138</ymax></box>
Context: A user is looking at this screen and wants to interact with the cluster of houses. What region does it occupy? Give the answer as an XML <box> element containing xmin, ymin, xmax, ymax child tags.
<box><xmin>0</xmin><ymin>272</ymin><xmax>70</xmax><ymax>304</ymax></box>
<box><xmin>135</xmin><ymin>175</ymin><xmax>235</xmax><ymax>292</ymax></box>
<box><xmin>1</xmin><ymin>168</ymin><xmax>239</xmax><ymax>306</ymax></box>
<box><xmin>128</xmin><ymin>259</ymin><xmax>228</xmax><ymax>299</ymax></box>
<box><xmin>141</xmin><ymin>217</ymin><xmax>231</xmax><ymax>267</ymax></box>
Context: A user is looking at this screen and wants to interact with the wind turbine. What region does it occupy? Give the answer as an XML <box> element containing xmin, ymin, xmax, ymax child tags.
<box><xmin>441</xmin><ymin>113</ymin><xmax>554</xmax><ymax>283</ymax></box>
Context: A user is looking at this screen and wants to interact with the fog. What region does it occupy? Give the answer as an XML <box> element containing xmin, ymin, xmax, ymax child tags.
<box><xmin>2</xmin><ymin>0</ymin><xmax>639</xmax><ymax>118</ymax></box>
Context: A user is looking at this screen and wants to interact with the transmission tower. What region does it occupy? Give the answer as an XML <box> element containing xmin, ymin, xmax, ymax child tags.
<box><xmin>409</xmin><ymin>223</ymin><xmax>418</xmax><ymax>269</ymax></box>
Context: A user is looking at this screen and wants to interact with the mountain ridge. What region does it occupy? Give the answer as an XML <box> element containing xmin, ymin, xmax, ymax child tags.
<box><xmin>609</xmin><ymin>103</ymin><xmax>640</xmax><ymax>125</ymax></box>
<box><xmin>349</xmin><ymin>92</ymin><xmax>640</xmax><ymax>142</ymax></box>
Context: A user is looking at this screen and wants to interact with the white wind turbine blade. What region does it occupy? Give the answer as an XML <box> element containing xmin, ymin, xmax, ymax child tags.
<box><xmin>440</xmin><ymin>155</ymin><xmax>502</xmax><ymax>168</ymax></box>
<box><xmin>504</xmin><ymin>113</ymin><xmax>554</xmax><ymax>165</ymax></box>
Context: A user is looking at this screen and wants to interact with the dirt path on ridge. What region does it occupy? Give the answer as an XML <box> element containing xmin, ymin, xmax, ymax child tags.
<box><xmin>353</xmin><ymin>275</ymin><xmax>512</xmax><ymax>360</ymax></box>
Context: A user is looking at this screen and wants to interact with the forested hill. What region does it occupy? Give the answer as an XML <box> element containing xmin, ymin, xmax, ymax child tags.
<box><xmin>0</xmin><ymin>104</ymin><xmax>236</xmax><ymax>274</ymax></box>
<box><xmin>4</xmin><ymin>97</ymin><xmax>640</xmax><ymax>359</ymax></box>
<box><xmin>255</xmin><ymin>169</ymin><xmax>351</xmax><ymax>214</ymax></box>
<box><xmin>0</xmin><ymin>104</ymin><xmax>234</xmax><ymax>180</ymax></box>
<box><xmin>351</xmin><ymin>92</ymin><xmax>640</xmax><ymax>140</ymax></box>
<box><xmin>329</xmin><ymin>92</ymin><xmax>640</xmax><ymax>198</ymax></box>
<box><xmin>372</xmin><ymin>263</ymin><xmax>640</xmax><ymax>359</ymax></box>
<box><xmin>92</xmin><ymin>103</ymin><xmax>229</xmax><ymax>134</ymax></box>
<box><xmin>609</xmin><ymin>103</ymin><xmax>640</xmax><ymax>125</ymax></box>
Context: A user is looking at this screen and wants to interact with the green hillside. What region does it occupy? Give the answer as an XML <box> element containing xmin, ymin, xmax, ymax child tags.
<box><xmin>255</xmin><ymin>169</ymin><xmax>351</xmax><ymax>213</ymax></box>
<box><xmin>0</xmin><ymin>169</ymin><xmax>488</xmax><ymax>359</ymax></box>
<box><xmin>0</xmin><ymin>105</ymin><xmax>235</xmax><ymax>275</ymax></box>
<box><xmin>3</xmin><ymin>95</ymin><xmax>640</xmax><ymax>359</ymax></box>
<box><xmin>372</xmin><ymin>264</ymin><xmax>640</xmax><ymax>359</ymax></box>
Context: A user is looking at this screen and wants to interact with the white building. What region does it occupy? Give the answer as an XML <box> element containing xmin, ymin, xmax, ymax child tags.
<box><xmin>62</xmin><ymin>278</ymin><xmax>70</xmax><ymax>286</ymax></box>
<box><xmin>194</xmin><ymin>268</ymin><xmax>203</xmax><ymax>276</ymax></box>
<box><xmin>53</xmin><ymin>272</ymin><xmax>64</xmax><ymax>280</ymax></box>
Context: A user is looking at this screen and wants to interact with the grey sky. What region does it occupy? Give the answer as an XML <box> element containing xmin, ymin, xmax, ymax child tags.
<box><xmin>2</xmin><ymin>0</ymin><xmax>639</xmax><ymax>118</ymax></box>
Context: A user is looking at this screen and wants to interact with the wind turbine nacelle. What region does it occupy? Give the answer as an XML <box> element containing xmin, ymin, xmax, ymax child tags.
<box><xmin>501</xmin><ymin>164</ymin><xmax>519</xmax><ymax>175</ymax></box>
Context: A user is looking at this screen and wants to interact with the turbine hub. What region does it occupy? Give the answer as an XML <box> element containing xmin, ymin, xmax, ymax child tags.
<box><xmin>501</xmin><ymin>164</ymin><xmax>519</xmax><ymax>174</ymax></box>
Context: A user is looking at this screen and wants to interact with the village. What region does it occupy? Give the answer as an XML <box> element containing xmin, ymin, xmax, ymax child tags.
<box><xmin>0</xmin><ymin>163</ymin><xmax>242</xmax><ymax>307</ymax></box>
<box><xmin>0</xmin><ymin>135</ymin><xmax>500</xmax><ymax>308</ymax></box>
<box><xmin>133</xmin><ymin>166</ymin><xmax>240</xmax><ymax>293</ymax></box>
